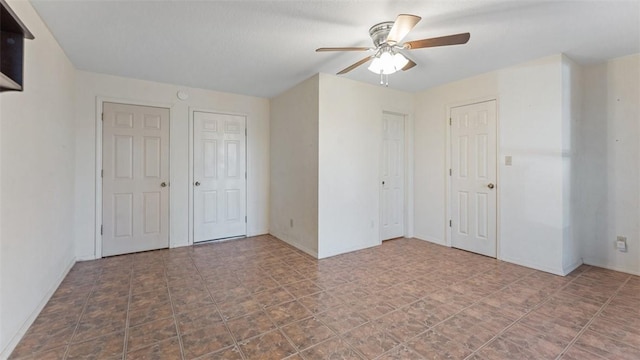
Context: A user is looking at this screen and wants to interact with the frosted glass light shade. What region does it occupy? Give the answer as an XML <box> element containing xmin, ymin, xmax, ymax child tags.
<box><xmin>392</xmin><ymin>53</ymin><xmax>409</xmax><ymax>70</ymax></box>
<box><xmin>368</xmin><ymin>51</ymin><xmax>409</xmax><ymax>75</ymax></box>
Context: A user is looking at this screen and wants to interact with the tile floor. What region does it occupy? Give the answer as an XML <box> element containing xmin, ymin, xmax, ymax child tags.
<box><xmin>9</xmin><ymin>236</ymin><xmax>640</xmax><ymax>360</ymax></box>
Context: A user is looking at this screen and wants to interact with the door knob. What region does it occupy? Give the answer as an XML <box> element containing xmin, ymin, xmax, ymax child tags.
<box><xmin>382</xmin><ymin>181</ymin><xmax>385</xmax><ymax>185</ymax></box>
<box><xmin>194</xmin><ymin>181</ymin><xmax>201</xmax><ymax>186</ymax></box>
<box><xmin>160</xmin><ymin>182</ymin><xmax>167</xmax><ymax>187</ymax></box>
<box><xmin>487</xmin><ymin>183</ymin><xmax>495</xmax><ymax>189</ymax></box>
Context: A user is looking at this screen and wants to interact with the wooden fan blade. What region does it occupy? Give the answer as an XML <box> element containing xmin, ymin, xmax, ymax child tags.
<box><xmin>404</xmin><ymin>32</ymin><xmax>470</xmax><ymax>50</ymax></box>
<box><xmin>337</xmin><ymin>56</ymin><xmax>373</xmax><ymax>75</ymax></box>
<box><xmin>316</xmin><ymin>47</ymin><xmax>371</xmax><ymax>52</ymax></box>
<box><xmin>386</xmin><ymin>14</ymin><xmax>421</xmax><ymax>44</ymax></box>
<box><xmin>402</xmin><ymin>59</ymin><xmax>417</xmax><ymax>71</ymax></box>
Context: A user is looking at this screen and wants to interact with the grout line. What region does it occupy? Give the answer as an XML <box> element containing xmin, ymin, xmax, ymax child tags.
<box><xmin>464</xmin><ymin>267</ymin><xmax>590</xmax><ymax>359</ymax></box>
<box><xmin>190</xmin><ymin>251</ymin><xmax>247</xmax><ymax>360</ymax></box>
<box><xmin>120</xmin><ymin>263</ymin><xmax>134</xmax><ymax>359</ymax></box>
<box><xmin>61</xmin><ymin>266</ymin><xmax>103</xmax><ymax>360</ymax></box>
<box><xmin>18</xmin><ymin>239</ymin><xmax>638</xmax><ymax>360</ymax></box>
<box><xmin>374</xmin><ymin>265</ymin><xmax>575</xmax><ymax>360</ymax></box>
<box><xmin>554</xmin><ymin>275</ymin><xmax>632</xmax><ymax>360</ymax></box>
<box><xmin>463</xmin><ymin>266</ymin><xmax>606</xmax><ymax>359</ymax></box>
<box><xmin>164</xmin><ymin>256</ymin><xmax>187</xmax><ymax>360</ymax></box>
<box><xmin>337</xmin><ymin>263</ymin><xmax>536</xmax><ymax>359</ymax></box>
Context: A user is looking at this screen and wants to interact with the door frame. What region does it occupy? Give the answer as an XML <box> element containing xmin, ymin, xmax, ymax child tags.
<box><xmin>379</xmin><ymin>110</ymin><xmax>414</xmax><ymax>242</ymax></box>
<box><xmin>94</xmin><ymin>97</ymin><xmax>173</xmax><ymax>259</ymax></box>
<box><xmin>188</xmin><ymin>107</ymin><xmax>248</xmax><ymax>245</ymax></box>
<box><xmin>445</xmin><ymin>96</ymin><xmax>501</xmax><ymax>258</ymax></box>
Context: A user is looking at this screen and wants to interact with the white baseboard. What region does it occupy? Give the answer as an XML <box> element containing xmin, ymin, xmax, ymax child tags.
<box><xmin>317</xmin><ymin>241</ymin><xmax>381</xmax><ymax>259</ymax></box>
<box><xmin>75</xmin><ymin>254</ymin><xmax>97</xmax><ymax>261</ymax></box>
<box><xmin>583</xmin><ymin>258</ymin><xmax>640</xmax><ymax>276</ymax></box>
<box><xmin>562</xmin><ymin>258</ymin><xmax>584</xmax><ymax>276</ymax></box>
<box><xmin>247</xmin><ymin>229</ymin><xmax>269</xmax><ymax>237</ymax></box>
<box><xmin>412</xmin><ymin>235</ymin><xmax>448</xmax><ymax>247</ymax></box>
<box><xmin>499</xmin><ymin>255</ymin><xmax>565</xmax><ymax>276</ymax></box>
<box><xmin>0</xmin><ymin>257</ymin><xmax>76</xmax><ymax>359</ymax></box>
<box><xmin>269</xmin><ymin>233</ymin><xmax>319</xmax><ymax>258</ymax></box>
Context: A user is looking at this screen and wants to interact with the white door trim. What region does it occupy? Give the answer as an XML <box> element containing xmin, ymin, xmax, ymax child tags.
<box><xmin>405</xmin><ymin>112</ymin><xmax>415</xmax><ymax>239</ymax></box>
<box><xmin>188</xmin><ymin>107</ymin><xmax>249</xmax><ymax>246</ymax></box>
<box><xmin>379</xmin><ymin>110</ymin><xmax>413</xmax><ymax>242</ymax></box>
<box><xmin>444</xmin><ymin>96</ymin><xmax>501</xmax><ymax>258</ymax></box>
<box><xmin>94</xmin><ymin>96</ymin><xmax>174</xmax><ymax>259</ymax></box>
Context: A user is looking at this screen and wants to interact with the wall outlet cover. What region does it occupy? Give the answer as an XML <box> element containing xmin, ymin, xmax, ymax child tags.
<box><xmin>616</xmin><ymin>236</ymin><xmax>627</xmax><ymax>252</ymax></box>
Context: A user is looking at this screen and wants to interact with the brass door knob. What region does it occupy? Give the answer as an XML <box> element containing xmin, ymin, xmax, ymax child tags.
<box><xmin>194</xmin><ymin>181</ymin><xmax>201</xmax><ymax>186</ymax></box>
<box><xmin>160</xmin><ymin>182</ymin><xmax>167</xmax><ymax>187</ymax></box>
<box><xmin>487</xmin><ymin>183</ymin><xmax>495</xmax><ymax>189</ymax></box>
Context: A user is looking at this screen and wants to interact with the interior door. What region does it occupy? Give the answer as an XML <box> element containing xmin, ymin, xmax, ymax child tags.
<box><xmin>193</xmin><ymin>111</ymin><xmax>246</xmax><ymax>242</ymax></box>
<box><xmin>380</xmin><ymin>112</ymin><xmax>405</xmax><ymax>240</ymax></box>
<box><xmin>450</xmin><ymin>100</ymin><xmax>497</xmax><ymax>257</ymax></box>
<box><xmin>102</xmin><ymin>102</ymin><xmax>170</xmax><ymax>256</ymax></box>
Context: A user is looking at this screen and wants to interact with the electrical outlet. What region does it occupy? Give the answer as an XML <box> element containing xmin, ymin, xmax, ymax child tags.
<box><xmin>616</xmin><ymin>236</ymin><xmax>627</xmax><ymax>252</ymax></box>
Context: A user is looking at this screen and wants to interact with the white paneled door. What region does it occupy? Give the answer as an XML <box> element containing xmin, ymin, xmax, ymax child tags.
<box><xmin>380</xmin><ymin>112</ymin><xmax>405</xmax><ymax>240</ymax></box>
<box><xmin>102</xmin><ymin>102</ymin><xmax>170</xmax><ymax>256</ymax></box>
<box><xmin>193</xmin><ymin>111</ymin><xmax>246</xmax><ymax>242</ymax></box>
<box><xmin>450</xmin><ymin>100</ymin><xmax>497</xmax><ymax>257</ymax></box>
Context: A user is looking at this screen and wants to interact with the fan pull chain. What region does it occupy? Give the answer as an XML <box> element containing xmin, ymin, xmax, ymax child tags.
<box><xmin>379</xmin><ymin>72</ymin><xmax>390</xmax><ymax>87</ymax></box>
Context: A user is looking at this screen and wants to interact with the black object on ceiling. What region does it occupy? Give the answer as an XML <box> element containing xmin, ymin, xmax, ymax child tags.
<box><xmin>1</xmin><ymin>0</ymin><xmax>34</xmax><ymax>92</ymax></box>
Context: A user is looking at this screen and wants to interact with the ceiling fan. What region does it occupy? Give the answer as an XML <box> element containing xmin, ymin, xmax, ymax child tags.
<box><xmin>316</xmin><ymin>14</ymin><xmax>470</xmax><ymax>84</ymax></box>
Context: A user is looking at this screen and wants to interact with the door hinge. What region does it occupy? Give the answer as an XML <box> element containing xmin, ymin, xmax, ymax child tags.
<box><xmin>245</xmin><ymin>128</ymin><xmax>247</xmax><ymax>136</ymax></box>
<box><xmin>449</xmin><ymin>118</ymin><xmax>452</xmax><ymax>126</ymax></box>
<box><xmin>449</xmin><ymin>169</ymin><xmax>452</xmax><ymax>176</ymax></box>
<box><xmin>449</xmin><ymin>220</ymin><xmax>452</xmax><ymax>227</ymax></box>
<box><xmin>101</xmin><ymin>169</ymin><xmax>103</xmax><ymax>178</ymax></box>
<box><xmin>100</xmin><ymin>225</ymin><xmax>103</xmax><ymax>235</ymax></box>
<box><xmin>101</xmin><ymin>113</ymin><xmax>104</xmax><ymax>121</ymax></box>
<box><xmin>245</xmin><ymin>216</ymin><xmax>247</xmax><ymax>223</ymax></box>
<box><xmin>245</xmin><ymin>172</ymin><xmax>247</xmax><ymax>180</ymax></box>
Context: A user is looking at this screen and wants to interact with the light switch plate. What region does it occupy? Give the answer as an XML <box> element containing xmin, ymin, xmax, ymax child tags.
<box><xmin>505</xmin><ymin>156</ymin><xmax>512</xmax><ymax>166</ymax></box>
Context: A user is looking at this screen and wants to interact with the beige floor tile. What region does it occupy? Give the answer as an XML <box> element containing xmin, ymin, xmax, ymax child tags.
<box><xmin>281</xmin><ymin>316</ymin><xmax>335</xmax><ymax>351</ymax></box>
<box><xmin>9</xmin><ymin>236</ymin><xmax>639</xmax><ymax>360</ymax></box>
<box><xmin>226</xmin><ymin>310</ymin><xmax>277</xmax><ymax>342</ymax></box>
<box><xmin>238</xmin><ymin>330</ymin><xmax>296</xmax><ymax>360</ymax></box>
<box><xmin>126</xmin><ymin>337</ymin><xmax>182</xmax><ymax>360</ymax></box>
<box><xmin>181</xmin><ymin>323</ymin><xmax>235</xmax><ymax>360</ymax></box>
<box><xmin>573</xmin><ymin>330</ymin><xmax>640</xmax><ymax>360</ymax></box>
<box><xmin>300</xmin><ymin>337</ymin><xmax>363</xmax><ymax>359</ymax></box>
<box><xmin>126</xmin><ymin>317</ymin><xmax>177</xmax><ymax>352</ymax></box>
<box><xmin>66</xmin><ymin>331</ymin><xmax>125</xmax><ymax>360</ymax></box>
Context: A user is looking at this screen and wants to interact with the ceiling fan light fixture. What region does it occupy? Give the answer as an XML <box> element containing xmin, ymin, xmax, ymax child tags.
<box><xmin>392</xmin><ymin>52</ymin><xmax>409</xmax><ymax>70</ymax></box>
<box><xmin>319</xmin><ymin>13</ymin><xmax>470</xmax><ymax>81</ymax></box>
<box><xmin>367</xmin><ymin>50</ymin><xmax>408</xmax><ymax>75</ymax></box>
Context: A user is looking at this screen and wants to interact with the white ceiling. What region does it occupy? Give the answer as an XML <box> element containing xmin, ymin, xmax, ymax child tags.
<box><xmin>30</xmin><ymin>0</ymin><xmax>640</xmax><ymax>98</ymax></box>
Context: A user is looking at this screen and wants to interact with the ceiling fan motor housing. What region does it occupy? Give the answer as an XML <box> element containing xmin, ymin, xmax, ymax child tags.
<box><xmin>369</xmin><ymin>21</ymin><xmax>394</xmax><ymax>47</ymax></box>
<box><xmin>317</xmin><ymin>14</ymin><xmax>469</xmax><ymax>77</ymax></box>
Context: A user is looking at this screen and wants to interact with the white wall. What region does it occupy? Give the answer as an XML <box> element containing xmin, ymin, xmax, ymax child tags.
<box><xmin>269</xmin><ymin>75</ymin><xmax>319</xmax><ymax>256</ymax></box>
<box><xmin>74</xmin><ymin>71</ymin><xmax>270</xmax><ymax>259</ymax></box>
<box><xmin>563</xmin><ymin>55</ymin><xmax>583</xmax><ymax>273</ymax></box>
<box><xmin>414</xmin><ymin>55</ymin><xmax>576</xmax><ymax>275</ymax></box>
<box><xmin>580</xmin><ymin>54</ymin><xmax>640</xmax><ymax>275</ymax></box>
<box><xmin>414</xmin><ymin>74</ymin><xmax>494</xmax><ymax>247</ymax></box>
<box><xmin>317</xmin><ymin>74</ymin><xmax>414</xmax><ymax>259</ymax></box>
<box><xmin>0</xmin><ymin>0</ymin><xmax>77</xmax><ymax>356</ymax></box>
